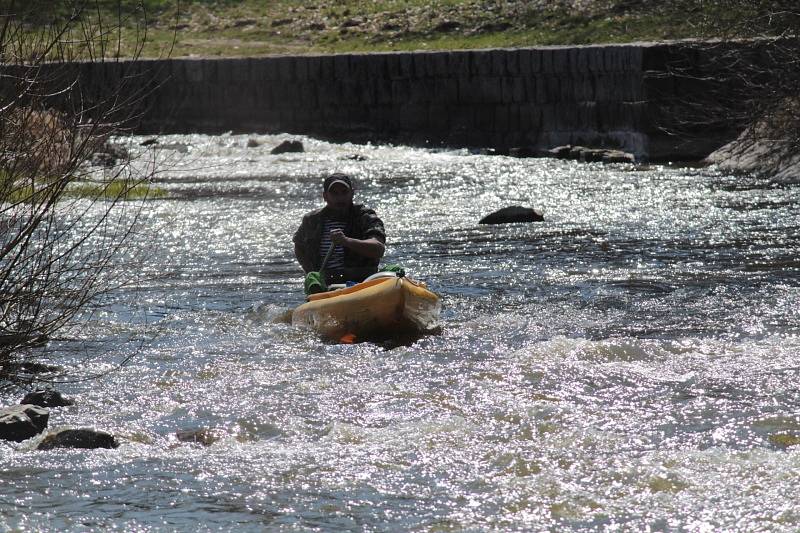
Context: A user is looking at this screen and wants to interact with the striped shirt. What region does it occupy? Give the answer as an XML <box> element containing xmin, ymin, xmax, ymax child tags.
<box><xmin>319</xmin><ymin>219</ymin><xmax>347</xmax><ymax>270</ymax></box>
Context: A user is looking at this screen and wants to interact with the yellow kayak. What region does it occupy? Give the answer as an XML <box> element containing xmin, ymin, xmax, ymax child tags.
<box><xmin>292</xmin><ymin>274</ymin><xmax>441</xmax><ymax>343</ymax></box>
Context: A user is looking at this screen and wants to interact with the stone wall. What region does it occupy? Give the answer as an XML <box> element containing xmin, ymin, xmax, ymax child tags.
<box><xmin>74</xmin><ymin>42</ymin><xmax>745</xmax><ymax>161</ymax></box>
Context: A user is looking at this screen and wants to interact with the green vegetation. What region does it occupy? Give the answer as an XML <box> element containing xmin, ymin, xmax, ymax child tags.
<box><xmin>1</xmin><ymin>171</ymin><xmax>166</xmax><ymax>203</ymax></box>
<box><xmin>769</xmin><ymin>433</ymin><xmax>800</xmax><ymax>448</ymax></box>
<box><xmin>67</xmin><ymin>180</ymin><xmax>168</xmax><ymax>201</ymax></box>
<box><xmin>13</xmin><ymin>0</ymin><xmax>796</xmax><ymax>58</ymax></box>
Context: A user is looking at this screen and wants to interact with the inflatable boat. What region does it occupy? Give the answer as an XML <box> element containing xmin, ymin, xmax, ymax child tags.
<box><xmin>292</xmin><ymin>272</ymin><xmax>441</xmax><ymax>343</ymax></box>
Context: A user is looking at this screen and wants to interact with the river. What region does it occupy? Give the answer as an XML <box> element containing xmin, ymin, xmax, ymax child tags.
<box><xmin>1</xmin><ymin>133</ymin><xmax>799</xmax><ymax>531</ymax></box>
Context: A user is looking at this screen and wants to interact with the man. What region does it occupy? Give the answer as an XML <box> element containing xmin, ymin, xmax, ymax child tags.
<box><xmin>293</xmin><ymin>173</ymin><xmax>385</xmax><ymax>292</ymax></box>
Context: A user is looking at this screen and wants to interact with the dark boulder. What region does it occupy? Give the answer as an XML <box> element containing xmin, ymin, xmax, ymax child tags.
<box><xmin>479</xmin><ymin>206</ymin><xmax>544</xmax><ymax>225</ymax></box>
<box><xmin>270</xmin><ymin>140</ymin><xmax>304</xmax><ymax>155</ymax></box>
<box><xmin>0</xmin><ymin>404</ymin><xmax>49</xmax><ymax>442</ymax></box>
<box><xmin>37</xmin><ymin>428</ymin><xmax>118</xmax><ymax>450</ymax></box>
<box><xmin>246</xmin><ymin>138</ymin><xmax>261</xmax><ymax>148</ymax></box>
<box><xmin>548</xmin><ymin>145</ymin><xmax>574</xmax><ymax>159</ymax></box>
<box><xmin>20</xmin><ymin>390</ymin><xmax>74</xmax><ymax>408</ymax></box>
<box><xmin>547</xmin><ymin>144</ymin><xmax>635</xmax><ymax>163</ymax></box>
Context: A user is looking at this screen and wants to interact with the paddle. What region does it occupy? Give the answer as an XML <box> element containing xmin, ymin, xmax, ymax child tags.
<box><xmin>304</xmin><ymin>242</ymin><xmax>335</xmax><ymax>296</ymax></box>
<box><xmin>318</xmin><ymin>241</ymin><xmax>336</xmax><ymax>279</ymax></box>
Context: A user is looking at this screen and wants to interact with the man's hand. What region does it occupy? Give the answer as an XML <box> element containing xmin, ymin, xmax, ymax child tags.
<box><xmin>329</xmin><ymin>228</ymin><xmax>349</xmax><ymax>246</ymax></box>
<box><xmin>328</xmin><ymin>229</ymin><xmax>385</xmax><ymax>259</ymax></box>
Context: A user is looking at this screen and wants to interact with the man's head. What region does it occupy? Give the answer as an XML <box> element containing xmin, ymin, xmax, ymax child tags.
<box><xmin>323</xmin><ymin>173</ymin><xmax>354</xmax><ymax>214</ymax></box>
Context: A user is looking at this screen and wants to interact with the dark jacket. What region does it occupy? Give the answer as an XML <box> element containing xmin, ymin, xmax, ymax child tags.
<box><xmin>293</xmin><ymin>204</ymin><xmax>385</xmax><ymax>283</ymax></box>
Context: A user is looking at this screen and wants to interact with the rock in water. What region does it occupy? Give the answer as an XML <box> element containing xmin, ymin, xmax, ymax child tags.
<box><xmin>37</xmin><ymin>428</ymin><xmax>118</xmax><ymax>450</ymax></box>
<box><xmin>270</xmin><ymin>140</ymin><xmax>304</xmax><ymax>154</ymax></box>
<box><xmin>479</xmin><ymin>206</ymin><xmax>544</xmax><ymax>224</ymax></box>
<box><xmin>0</xmin><ymin>404</ymin><xmax>49</xmax><ymax>442</ymax></box>
<box><xmin>175</xmin><ymin>427</ymin><xmax>225</xmax><ymax>446</ymax></box>
<box><xmin>20</xmin><ymin>390</ymin><xmax>74</xmax><ymax>408</ymax></box>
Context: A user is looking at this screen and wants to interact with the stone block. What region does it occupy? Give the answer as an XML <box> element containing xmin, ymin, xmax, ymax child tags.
<box><xmin>343</xmin><ymin>79</ymin><xmax>367</xmax><ymax>107</ymax></box>
<box><xmin>448</xmin><ymin>51</ymin><xmax>471</xmax><ymax>76</ymax></box>
<box><xmin>319</xmin><ymin>55</ymin><xmax>336</xmax><ymax>80</ymax></box>
<box><xmin>276</xmin><ymin>56</ymin><xmax>296</xmax><ymax>80</ymax></box>
<box><xmin>603</xmin><ymin>46</ymin><xmax>627</xmax><ymax>72</ymax></box>
<box><xmin>475</xmin><ymin>105</ymin><xmax>494</xmax><ymax>131</ymax></box>
<box><xmin>586</xmin><ymin>47</ymin><xmax>606</xmax><ymax>73</ymax></box>
<box><xmin>333</xmin><ymin>54</ymin><xmax>350</xmax><ymax>80</ymax></box>
<box><xmin>540</xmin><ymin>48</ymin><xmax>554</xmax><ymax>73</ymax></box>
<box><xmin>540</xmin><ymin>104</ymin><xmax>558</xmax><ymax>131</ymax></box>
<box><xmin>295</xmin><ymin>57</ymin><xmax>310</xmax><ymax>80</ymax></box>
<box><xmin>349</xmin><ymin>54</ymin><xmax>369</xmax><ymax>80</ymax></box>
<box><xmin>428</xmin><ymin>104</ymin><xmax>451</xmax><ymax>131</ymax></box>
<box><xmin>507</xmin><ymin>103</ymin><xmax>521</xmax><ymax>131</ymax></box>
<box><xmin>413</xmin><ymin>52</ymin><xmax>430</xmax><ymax>78</ymax></box>
<box><xmin>543</xmin><ymin>75</ymin><xmax>561</xmax><ymax>103</ymax></box>
<box><xmin>368</xmin><ymin>54</ymin><xmax>389</xmax><ymax>79</ymax></box>
<box><xmin>490</xmin><ymin>49</ymin><xmax>507</xmax><ymax>76</ymax></box>
<box><xmin>527</xmin><ymin>76</ymin><xmax>546</xmax><ymax>104</ymax></box>
<box><xmin>626</xmin><ymin>46</ymin><xmax>644</xmax><ymax>71</ymax></box>
<box><xmin>449</xmin><ymin>104</ymin><xmax>474</xmax><ymax>131</ymax></box>
<box><xmin>433</xmin><ymin>78</ymin><xmax>458</xmax><ymax>103</ymax></box>
<box><xmin>296</xmin><ymin>82</ymin><xmax>319</xmax><ymax>107</ymax></box>
<box><xmin>506</xmin><ymin>50</ymin><xmax>521</xmax><ymax>76</ymax></box>
<box><xmin>458</xmin><ymin>77</ymin><xmax>478</xmax><ymax>104</ymax></box>
<box><xmin>304</xmin><ymin>55</ymin><xmax>322</xmax><ymax>80</ymax></box>
<box><xmin>572</xmin><ymin>74</ymin><xmax>596</xmax><ymax>101</ymax></box>
<box><xmin>409</xmin><ymin>78</ymin><xmax>434</xmax><ymax>103</ymax></box>
<box><xmin>391</xmin><ymin>79</ymin><xmax>411</xmax><ymax>103</ymax></box>
<box><xmin>398</xmin><ymin>52</ymin><xmax>414</xmax><ymax>79</ymax></box>
<box><xmin>480</xmin><ymin>77</ymin><xmax>503</xmax><ymax>104</ymax></box>
<box><xmin>494</xmin><ymin>105</ymin><xmax>509</xmax><ymax>132</ymax></box>
<box><xmin>228</xmin><ymin>57</ymin><xmax>252</xmax><ymax>83</ymax></box>
<box><xmin>501</xmin><ymin>77</ymin><xmax>513</xmax><ymax>103</ymax></box>
<box><xmin>398</xmin><ymin>103</ymin><xmax>428</xmax><ymax>130</ymax></box>
<box><xmin>251</xmin><ymin>57</ymin><xmax>279</xmax><ymax>81</ymax></box>
<box><xmin>571</xmin><ymin>47</ymin><xmax>589</xmax><ymax>73</ymax></box>
<box><xmin>518</xmin><ymin>49</ymin><xmax>533</xmax><ymax>76</ymax></box>
<box><xmin>472</xmin><ymin>50</ymin><xmax>494</xmax><ymax>76</ymax></box>
<box><xmin>374</xmin><ymin>78</ymin><xmax>393</xmax><ymax>105</ymax></box>
<box><xmin>512</xmin><ymin>77</ymin><xmax>526</xmax><ymax>103</ymax></box>
<box><xmin>577</xmin><ymin>101</ymin><xmax>598</xmax><ymax>129</ymax></box>
<box><xmin>180</xmin><ymin>59</ymin><xmax>201</xmax><ymax>83</ymax></box>
<box><xmin>431</xmin><ymin>52</ymin><xmax>450</xmax><ymax>77</ymax></box>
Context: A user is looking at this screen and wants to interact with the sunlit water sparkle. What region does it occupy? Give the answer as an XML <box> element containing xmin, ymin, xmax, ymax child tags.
<box><xmin>1</xmin><ymin>133</ymin><xmax>799</xmax><ymax>531</ymax></box>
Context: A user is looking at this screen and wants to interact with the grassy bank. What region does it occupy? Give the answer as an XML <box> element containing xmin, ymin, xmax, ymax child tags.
<box><xmin>17</xmin><ymin>0</ymin><xmax>784</xmax><ymax>58</ymax></box>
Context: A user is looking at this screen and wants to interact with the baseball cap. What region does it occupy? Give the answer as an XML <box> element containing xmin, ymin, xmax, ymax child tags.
<box><xmin>323</xmin><ymin>173</ymin><xmax>353</xmax><ymax>192</ymax></box>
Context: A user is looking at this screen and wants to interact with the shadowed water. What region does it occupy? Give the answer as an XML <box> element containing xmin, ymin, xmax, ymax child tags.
<box><xmin>1</xmin><ymin>133</ymin><xmax>799</xmax><ymax>531</ymax></box>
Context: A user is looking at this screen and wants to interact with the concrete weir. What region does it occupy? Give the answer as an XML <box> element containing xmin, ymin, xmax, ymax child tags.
<box><xmin>77</xmin><ymin>42</ymin><xmax>743</xmax><ymax>161</ymax></box>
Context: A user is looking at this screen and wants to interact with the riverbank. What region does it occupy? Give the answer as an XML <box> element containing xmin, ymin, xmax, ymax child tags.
<box><xmin>26</xmin><ymin>1</ymin><xmax>777</xmax><ymax>59</ymax></box>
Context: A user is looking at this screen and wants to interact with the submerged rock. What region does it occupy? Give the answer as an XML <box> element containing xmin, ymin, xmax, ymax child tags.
<box><xmin>37</xmin><ymin>428</ymin><xmax>118</xmax><ymax>450</ymax></box>
<box><xmin>20</xmin><ymin>390</ymin><xmax>74</xmax><ymax>408</ymax></box>
<box><xmin>270</xmin><ymin>140</ymin><xmax>304</xmax><ymax>154</ymax></box>
<box><xmin>176</xmin><ymin>427</ymin><xmax>225</xmax><ymax>446</ymax></box>
<box><xmin>4</xmin><ymin>361</ymin><xmax>60</xmax><ymax>375</ymax></box>
<box><xmin>0</xmin><ymin>404</ymin><xmax>49</xmax><ymax>442</ymax></box>
<box><xmin>479</xmin><ymin>206</ymin><xmax>544</xmax><ymax>225</ymax></box>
